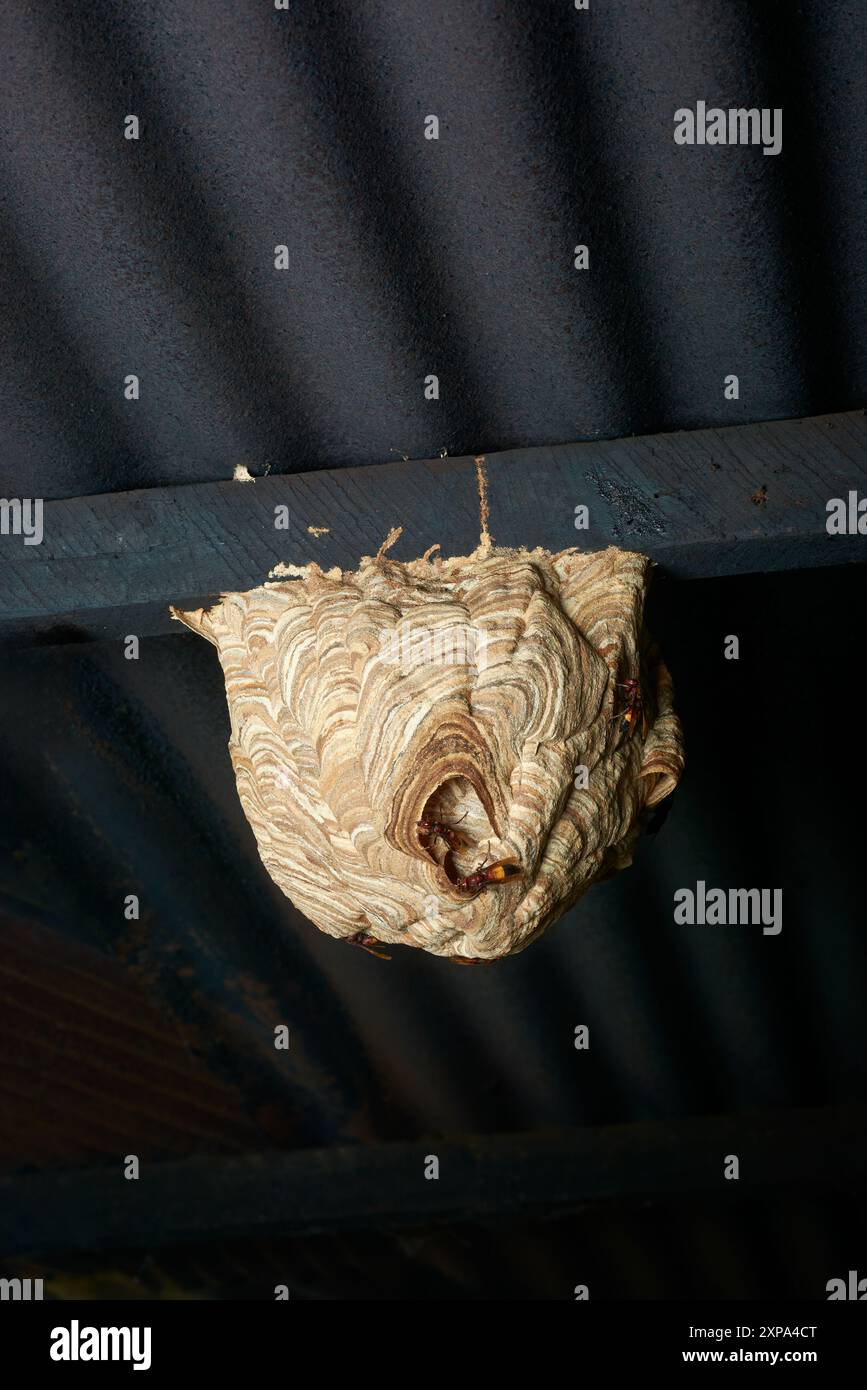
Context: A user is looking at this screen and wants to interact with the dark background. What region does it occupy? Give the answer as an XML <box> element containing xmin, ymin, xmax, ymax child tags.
<box><xmin>0</xmin><ymin>0</ymin><xmax>865</xmax><ymax>1299</ymax></box>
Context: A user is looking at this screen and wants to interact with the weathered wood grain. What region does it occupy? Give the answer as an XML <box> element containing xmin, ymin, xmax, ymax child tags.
<box><xmin>1</xmin><ymin>411</ymin><xmax>865</xmax><ymax>647</ymax></box>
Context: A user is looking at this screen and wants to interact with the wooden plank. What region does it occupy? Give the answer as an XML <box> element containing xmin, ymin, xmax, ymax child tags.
<box><xmin>1</xmin><ymin>1104</ymin><xmax>864</xmax><ymax>1257</ymax></box>
<box><xmin>1</xmin><ymin>411</ymin><xmax>865</xmax><ymax>648</ymax></box>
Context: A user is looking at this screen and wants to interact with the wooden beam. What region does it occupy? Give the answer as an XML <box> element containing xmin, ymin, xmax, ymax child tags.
<box><xmin>1</xmin><ymin>1104</ymin><xmax>864</xmax><ymax>1257</ymax></box>
<box><xmin>2</xmin><ymin>411</ymin><xmax>865</xmax><ymax>648</ymax></box>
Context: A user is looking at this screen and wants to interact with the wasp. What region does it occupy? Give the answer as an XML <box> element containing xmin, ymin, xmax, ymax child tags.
<box><xmin>345</xmin><ymin>930</ymin><xmax>392</xmax><ymax>960</ymax></box>
<box><xmin>613</xmin><ymin>676</ymin><xmax>647</xmax><ymax>741</ymax></box>
<box><xmin>453</xmin><ymin>858</ymin><xmax>522</xmax><ymax>896</ymax></box>
<box><xmin>417</xmin><ymin>814</ymin><xmax>470</xmax><ymax>853</ymax></box>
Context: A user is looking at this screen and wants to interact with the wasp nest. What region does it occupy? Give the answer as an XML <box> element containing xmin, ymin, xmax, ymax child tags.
<box><xmin>172</xmin><ymin>537</ymin><xmax>683</xmax><ymax>960</ymax></box>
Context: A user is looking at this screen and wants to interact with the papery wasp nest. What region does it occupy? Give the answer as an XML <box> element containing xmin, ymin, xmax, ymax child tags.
<box><xmin>172</xmin><ymin>460</ymin><xmax>683</xmax><ymax>961</ymax></box>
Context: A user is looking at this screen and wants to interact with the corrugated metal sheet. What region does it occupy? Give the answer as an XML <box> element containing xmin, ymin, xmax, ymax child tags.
<box><xmin>0</xmin><ymin>0</ymin><xmax>865</xmax><ymax>499</ymax></box>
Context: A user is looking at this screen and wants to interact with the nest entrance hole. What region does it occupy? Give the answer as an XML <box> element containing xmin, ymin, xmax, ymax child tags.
<box><xmin>420</xmin><ymin>777</ymin><xmax>498</xmax><ymax>877</ymax></box>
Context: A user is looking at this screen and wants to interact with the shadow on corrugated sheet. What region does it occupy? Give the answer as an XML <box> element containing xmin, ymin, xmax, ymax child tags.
<box><xmin>0</xmin><ymin>0</ymin><xmax>864</xmax><ymax>499</ymax></box>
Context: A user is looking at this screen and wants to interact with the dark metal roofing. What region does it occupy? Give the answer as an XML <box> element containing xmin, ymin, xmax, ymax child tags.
<box><xmin>1</xmin><ymin>0</ymin><xmax>865</xmax><ymax>501</ymax></box>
